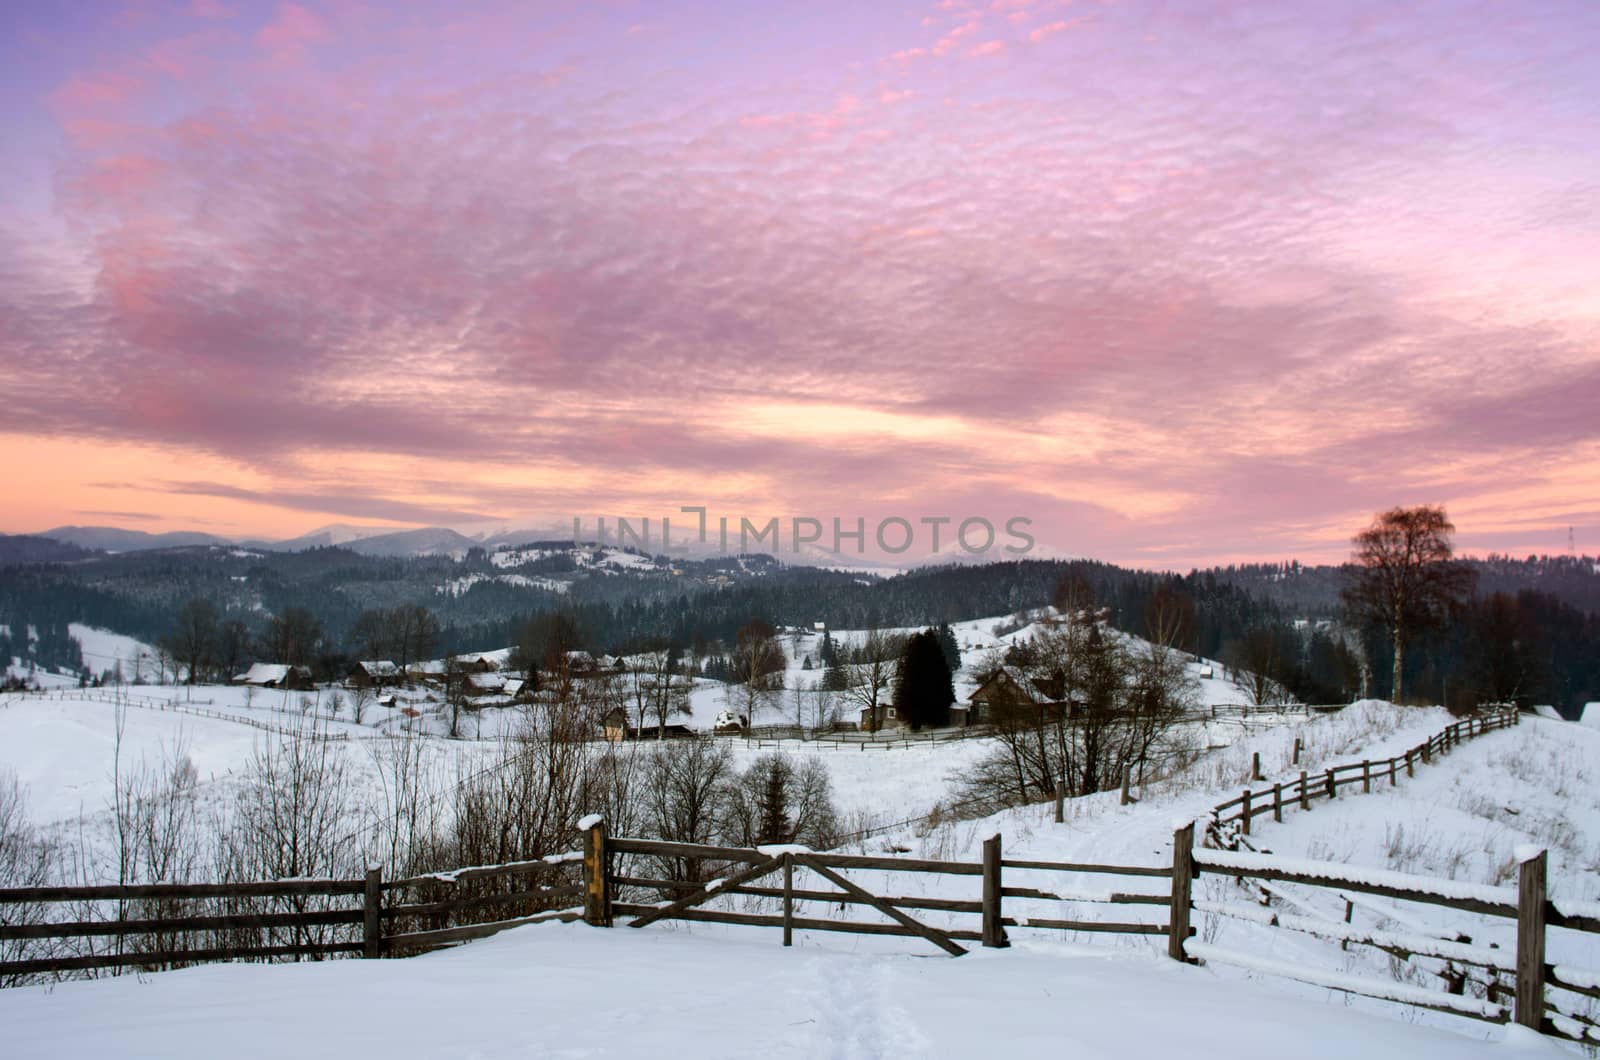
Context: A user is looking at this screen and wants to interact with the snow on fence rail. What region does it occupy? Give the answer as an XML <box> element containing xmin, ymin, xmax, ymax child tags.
<box><xmin>1206</xmin><ymin>706</ymin><xmax>1519</xmax><ymax>844</ymax></box>
<box><xmin>1183</xmin><ymin>820</ymin><xmax>1600</xmax><ymax>1043</ymax></box>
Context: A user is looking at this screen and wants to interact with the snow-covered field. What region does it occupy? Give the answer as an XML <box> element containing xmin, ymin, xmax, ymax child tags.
<box><xmin>0</xmin><ymin>918</ymin><xmax>1560</xmax><ymax>1060</ymax></box>
<box><xmin>4</xmin><ymin>660</ymin><xmax>1594</xmax><ymax>1055</ymax></box>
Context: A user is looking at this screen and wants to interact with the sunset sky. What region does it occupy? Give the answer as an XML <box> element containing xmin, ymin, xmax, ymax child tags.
<box><xmin>1</xmin><ymin>0</ymin><xmax>1596</xmax><ymax>567</ymax></box>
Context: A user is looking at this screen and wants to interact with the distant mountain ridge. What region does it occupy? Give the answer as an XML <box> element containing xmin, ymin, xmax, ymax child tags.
<box><xmin>39</xmin><ymin>525</ymin><xmax>232</xmax><ymax>552</ymax></box>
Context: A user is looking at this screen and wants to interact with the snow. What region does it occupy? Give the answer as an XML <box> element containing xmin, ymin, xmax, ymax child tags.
<box><xmin>0</xmin><ymin>921</ymin><xmax>1538</xmax><ymax>1059</ymax></box>
<box><xmin>1582</xmin><ymin>702</ymin><xmax>1600</xmax><ymax>728</ymax></box>
<box><xmin>67</xmin><ymin>624</ymin><xmax>157</xmax><ymax>678</ymax></box>
<box><xmin>577</xmin><ymin>813</ymin><xmax>604</xmax><ymax>831</ymax></box>
<box><xmin>1185</xmin><ymin>941</ymin><xmax>1507</xmax><ymax>1019</ymax></box>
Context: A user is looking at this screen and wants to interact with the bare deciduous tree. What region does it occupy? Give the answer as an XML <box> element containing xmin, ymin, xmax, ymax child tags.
<box><xmin>1342</xmin><ymin>505</ymin><xmax>1475</xmax><ymax>704</ymax></box>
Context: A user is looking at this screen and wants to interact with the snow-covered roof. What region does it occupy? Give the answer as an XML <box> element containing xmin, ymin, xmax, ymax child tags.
<box><xmin>356</xmin><ymin>660</ymin><xmax>400</xmax><ymax>677</ymax></box>
<box><xmin>234</xmin><ymin>662</ymin><xmax>309</xmax><ymax>685</ymax></box>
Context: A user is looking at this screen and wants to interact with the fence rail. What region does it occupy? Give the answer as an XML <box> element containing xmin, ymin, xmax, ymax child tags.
<box><xmin>592</xmin><ymin>825</ymin><xmax>1169</xmax><ymax>956</ymax></box>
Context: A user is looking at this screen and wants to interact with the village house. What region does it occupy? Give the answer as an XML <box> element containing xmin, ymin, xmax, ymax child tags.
<box><xmin>233</xmin><ymin>662</ymin><xmax>314</xmax><ymax>690</ymax></box>
<box><xmin>348</xmin><ymin>660</ymin><xmax>402</xmax><ymax>688</ymax></box>
<box><xmin>600</xmin><ymin>705</ymin><xmax>695</xmax><ymax>741</ymax></box>
<box><xmin>966</xmin><ymin>668</ymin><xmax>1075</xmax><ymax>724</ymax></box>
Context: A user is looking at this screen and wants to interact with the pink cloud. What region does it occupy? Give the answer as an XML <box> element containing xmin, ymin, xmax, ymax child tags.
<box><xmin>1029</xmin><ymin>19</ymin><xmax>1079</xmax><ymax>42</ymax></box>
<box><xmin>190</xmin><ymin>0</ymin><xmax>232</xmax><ymax>17</ymax></box>
<box><xmin>970</xmin><ymin>40</ymin><xmax>1007</xmax><ymax>57</ymax></box>
<box><xmin>257</xmin><ymin>3</ymin><xmax>330</xmax><ymax>61</ymax></box>
<box><xmin>932</xmin><ymin>19</ymin><xmax>980</xmax><ymax>55</ymax></box>
<box><xmin>4</xmin><ymin>0</ymin><xmax>1598</xmax><ymax>563</ymax></box>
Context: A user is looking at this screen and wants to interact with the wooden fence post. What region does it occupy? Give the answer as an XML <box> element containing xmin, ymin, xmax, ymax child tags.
<box><xmin>1515</xmin><ymin>848</ymin><xmax>1547</xmax><ymax>1030</ymax></box>
<box><xmin>1251</xmin><ymin>752</ymin><xmax>1263</xmax><ymax>782</ymax></box>
<box><xmin>1389</xmin><ymin>757</ymin><xmax>1397</xmax><ymax>785</ymax></box>
<box><xmin>363</xmin><ymin>865</ymin><xmax>382</xmax><ymax>958</ymax></box>
<box><xmin>1406</xmin><ymin>750</ymin><xmax>1414</xmax><ymax>778</ymax></box>
<box><xmin>1299</xmin><ymin>771</ymin><xmax>1309</xmax><ymax>810</ymax></box>
<box><xmin>982</xmin><ymin>834</ymin><xmax>1008</xmax><ymax>948</ymax></box>
<box><xmin>1168</xmin><ymin>822</ymin><xmax>1195</xmax><ymax>962</ymax></box>
<box><xmin>1272</xmin><ymin>783</ymin><xmax>1282</xmax><ymax>823</ymax></box>
<box><xmin>1120</xmin><ymin>764</ymin><xmax>1133</xmax><ymax>806</ymax></box>
<box><xmin>1240</xmin><ymin>789</ymin><xmax>1252</xmax><ymax>836</ymax></box>
<box><xmin>584</xmin><ymin>817</ymin><xmax>611</xmax><ymax>927</ymax></box>
<box><xmin>1292</xmin><ymin>737</ymin><xmax>1302</xmax><ymax>766</ymax></box>
<box><xmin>783</xmin><ymin>853</ymin><xmax>794</xmax><ymax>947</ymax></box>
<box><xmin>1362</xmin><ymin>760</ymin><xmax>1371</xmax><ymax>793</ymax></box>
<box><xmin>1325</xmin><ymin>768</ymin><xmax>1335</xmax><ymax>799</ymax></box>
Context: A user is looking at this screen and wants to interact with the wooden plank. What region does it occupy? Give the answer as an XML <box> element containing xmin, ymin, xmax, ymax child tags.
<box><xmin>0</xmin><ymin>908</ymin><xmax>363</xmax><ymax>941</ymax></box>
<box><xmin>1545</xmin><ymin>902</ymin><xmax>1600</xmax><ymax>934</ymax></box>
<box><xmin>808</xmin><ymin>852</ymin><xmax>983</xmax><ymax>876</ymax></box>
<box><xmin>1517</xmin><ymin>849</ymin><xmax>1548</xmax><ymax>1029</ymax></box>
<box><xmin>982</xmin><ymin>834</ymin><xmax>1007</xmax><ymax>948</ymax></box>
<box><xmin>610</xmin><ymin>903</ymin><xmax>988</xmax><ymax>943</ymax></box>
<box><xmin>584</xmin><ymin>818</ymin><xmax>611</xmax><ymax>928</ymax></box>
<box><xmin>1022</xmin><ymin>919</ymin><xmax>1168</xmax><ymax>935</ymax></box>
<box><xmin>0</xmin><ymin>941</ymin><xmax>364</xmax><ymax>976</ymax></box>
<box><xmin>612</xmin><ymin>877</ymin><xmax>984</xmax><ymax>913</ymax></box>
<box><xmin>626</xmin><ymin>854</ymin><xmax>785</xmax><ymax>930</ymax></box>
<box><xmin>381</xmin><ymin>884</ymin><xmax>585</xmax><ymax>919</ymax></box>
<box><xmin>385</xmin><ymin>859</ymin><xmax>572</xmax><ymax>891</ymax></box>
<box><xmin>0</xmin><ymin>879</ymin><xmax>364</xmax><ymax>903</ymax></box>
<box><xmin>1547</xmin><ymin>966</ymin><xmax>1600</xmax><ymax>1001</ymax></box>
<box><xmin>1192</xmin><ymin>857</ymin><xmax>1518</xmax><ymax>918</ymax></box>
<box><xmin>1169</xmin><ymin>821</ymin><xmax>1194</xmax><ymax>962</ymax></box>
<box><xmin>1187</xmin><ymin>941</ymin><xmax>1507</xmax><ymax>1023</ymax></box>
<box><xmin>796</xmin><ymin>854</ymin><xmax>967</xmax><ymax>957</ymax></box>
<box><xmin>1001</xmin><ymin>859</ymin><xmax>1171</xmax><ymax>878</ymax></box>
<box><xmin>783</xmin><ymin>855</ymin><xmax>794</xmax><ymax>948</ymax></box>
<box><xmin>382</xmin><ymin>908</ymin><xmax>583</xmax><ymax>951</ymax></box>
<box><xmin>607</xmin><ymin>837</ymin><xmax>770</xmax><ymax>863</ymax></box>
<box><xmin>363</xmin><ymin>866</ymin><xmax>381</xmax><ymax>959</ymax></box>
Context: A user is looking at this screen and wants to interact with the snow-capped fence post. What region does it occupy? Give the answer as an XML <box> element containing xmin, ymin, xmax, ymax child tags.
<box><xmin>1298</xmin><ymin>771</ymin><xmax>1309</xmax><ymax>810</ymax></box>
<box><xmin>1405</xmin><ymin>750</ymin><xmax>1414</xmax><ymax>778</ymax></box>
<box><xmin>583</xmin><ymin>817</ymin><xmax>612</xmax><ymax>927</ymax></box>
<box><xmin>363</xmin><ymin>865</ymin><xmax>383</xmax><ymax>958</ymax></box>
<box><xmin>981</xmin><ymin>834</ymin><xmax>1008</xmax><ymax>948</ymax></box>
<box><xmin>1168</xmin><ymin>821</ymin><xmax>1195</xmax><ymax>962</ymax></box>
<box><xmin>1515</xmin><ymin>847</ymin><xmax>1547</xmax><ymax>1030</ymax></box>
<box><xmin>1240</xmin><ymin>790</ymin><xmax>1252</xmax><ymax>836</ymax></box>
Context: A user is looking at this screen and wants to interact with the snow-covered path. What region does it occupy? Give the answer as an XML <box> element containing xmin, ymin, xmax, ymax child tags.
<box><xmin>0</xmin><ymin>920</ymin><xmax>1560</xmax><ymax>1059</ymax></box>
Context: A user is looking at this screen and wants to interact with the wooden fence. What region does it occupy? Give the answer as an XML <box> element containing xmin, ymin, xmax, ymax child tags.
<box><xmin>1207</xmin><ymin>706</ymin><xmax>1518</xmax><ymax>842</ymax></box>
<box><xmin>1177</xmin><ymin>824</ymin><xmax>1600</xmax><ymax>1043</ymax></box>
<box><xmin>581</xmin><ymin>821</ymin><xmax>1169</xmax><ymax>957</ymax></box>
<box><xmin>0</xmin><ymin>857</ymin><xmax>586</xmax><ymax>984</ymax></box>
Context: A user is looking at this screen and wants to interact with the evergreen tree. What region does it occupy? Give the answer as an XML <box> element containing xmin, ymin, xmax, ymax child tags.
<box><xmin>756</xmin><ymin>757</ymin><xmax>793</xmax><ymax>845</ymax></box>
<box><xmin>935</xmin><ymin>622</ymin><xmax>961</xmax><ymax>672</ymax></box>
<box><xmin>893</xmin><ymin>629</ymin><xmax>955</xmax><ymax>730</ymax></box>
